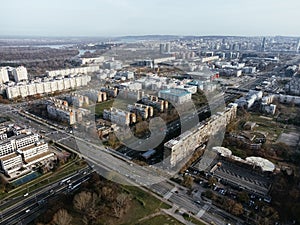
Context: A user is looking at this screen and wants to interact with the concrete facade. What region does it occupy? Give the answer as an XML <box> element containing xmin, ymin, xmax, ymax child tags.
<box><xmin>164</xmin><ymin>103</ymin><xmax>238</xmax><ymax>168</ymax></box>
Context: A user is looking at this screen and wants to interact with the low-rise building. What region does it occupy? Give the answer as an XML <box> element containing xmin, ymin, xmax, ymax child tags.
<box><xmin>0</xmin><ymin>153</ymin><xmax>23</xmax><ymax>176</ymax></box>
<box><xmin>158</xmin><ymin>88</ymin><xmax>192</xmax><ymax>104</ymax></box>
<box><xmin>0</xmin><ymin>124</ymin><xmax>55</xmax><ymax>178</ymax></box>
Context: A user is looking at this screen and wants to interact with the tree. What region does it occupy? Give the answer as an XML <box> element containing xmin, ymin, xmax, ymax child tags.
<box><xmin>73</xmin><ymin>191</ymin><xmax>93</xmax><ymax>212</ymax></box>
<box><xmin>108</xmin><ymin>133</ymin><xmax>119</xmax><ymax>149</ymax></box>
<box><xmin>52</xmin><ymin>209</ymin><xmax>73</xmax><ymax>225</ymax></box>
<box><xmin>238</xmin><ymin>191</ymin><xmax>249</xmax><ymax>204</ymax></box>
<box><xmin>208</xmin><ymin>177</ymin><xmax>217</xmax><ymax>187</ymax></box>
<box><xmin>182</xmin><ymin>176</ymin><xmax>194</xmax><ymax>188</ymax></box>
<box><xmin>231</xmin><ymin>202</ymin><xmax>244</xmax><ymax>216</ymax></box>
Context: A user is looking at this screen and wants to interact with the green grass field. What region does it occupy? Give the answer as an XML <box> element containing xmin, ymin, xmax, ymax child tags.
<box><xmin>119</xmin><ymin>185</ymin><xmax>171</xmax><ymax>225</ymax></box>
<box><xmin>136</xmin><ymin>214</ymin><xmax>185</xmax><ymax>225</ymax></box>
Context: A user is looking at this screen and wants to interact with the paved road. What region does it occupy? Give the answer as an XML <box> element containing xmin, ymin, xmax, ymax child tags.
<box><xmin>0</xmin><ymin>167</ymin><xmax>92</xmax><ymax>225</ymax></box>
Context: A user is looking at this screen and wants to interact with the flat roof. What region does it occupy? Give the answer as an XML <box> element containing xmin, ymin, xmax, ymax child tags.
<box><xmin>19</xmin><ymin>142</ymin><xmax>47</xmax><ymax>152</ymax></box>
<box><xmin>25</xmin><ymin>151</ymin><xmax>54</xmax><ymax>164</ymax></box>
<box><xmin>159</xmin><ymin>89</ymin><xmax>191</xmax><ymax>97</ymax></box>
<box><xmin>0</xmin><ymin>152</ymin><xmax>20</xmax><ymax>161</ymax></box>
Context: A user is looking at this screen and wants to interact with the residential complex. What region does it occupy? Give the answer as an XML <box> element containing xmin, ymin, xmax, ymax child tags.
<box><xmin>0</xmin><ymin>123</ymin><xmax>55</xmax><ymax>178</ymax></box>
<box><xmin>164</xmin><ymin>103</ymin><xmax>238</xmax><ymax>168</ymax></box>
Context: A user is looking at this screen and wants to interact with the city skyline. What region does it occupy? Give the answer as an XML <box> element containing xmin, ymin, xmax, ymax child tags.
<box><xmin>1</xmin><ymin>0</ymin><xmax>300</xmax><ymax>37</ymax></box>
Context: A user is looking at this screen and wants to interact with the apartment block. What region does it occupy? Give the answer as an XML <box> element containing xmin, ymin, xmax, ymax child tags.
<box><xmin>103</xmin><ymin>108</ymin><xmax>136</xmax><ymax>126</ymax></box>
<box><xmin>128</xmin><ymin>103</ymin><xmax>154</xmax><ymax>119</ymax></box>
<box><xmin>142</xmin><ymin>95</ymin><xmax>169</xmax><ymax>112</ymax></box>
<box><xmin>164</xmin><ymin>103</ymin><xmax>238</xmax><ymax>168</ymax></box>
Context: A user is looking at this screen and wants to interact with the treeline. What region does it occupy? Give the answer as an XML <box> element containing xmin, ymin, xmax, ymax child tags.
<box><xmin>0</xmin><ymin>47</ymin><xmax>79</xmax><ymax>61</ymax></box>
<box><xmin>33</xmin><ymin>173</ymin><xmax>132</xmax><ymax>225</ymax></box>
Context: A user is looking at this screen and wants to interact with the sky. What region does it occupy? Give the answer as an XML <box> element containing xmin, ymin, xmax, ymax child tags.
<box><xmin>0</xmin><ymin>0</ymin><xmax>299</xmax><ymax>37</ymax></box>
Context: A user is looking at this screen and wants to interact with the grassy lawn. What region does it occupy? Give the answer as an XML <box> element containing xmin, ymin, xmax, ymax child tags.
<box><xmin>92</xmin><ymin>100</ymin><xmax>114</xmax><ymax>117</ymax></box>
<box><xmin>119</xmin><ymin>185</ymin><xmax>171</xmax><ymax>225</ymax></box>
<box><xmin>249</xmin><ymin>114</ymin><xmax>285</xmax><ymax>141</ymax></box>
<box><xmin>92</xmin><ymin>99</ymin><xmax>133</xmax><ymax>118</ymax></box>
<box><xmin>182</xmin><ymin>213</ymin><xmax>206</xmax><ymax>225</ymax></box>
<box><xmin>136</xmin><ymin>214</ymin><xmax>184</xmax><ymax>225</ymax></box>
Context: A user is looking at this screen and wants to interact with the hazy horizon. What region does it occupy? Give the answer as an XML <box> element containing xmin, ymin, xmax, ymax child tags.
<box><xmin>1</xmin><ymin>0</ymin><xmax>300</xmax><ymax>37</ymax></box>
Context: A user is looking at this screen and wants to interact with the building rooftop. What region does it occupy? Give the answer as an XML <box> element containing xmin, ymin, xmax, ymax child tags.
<box><xmin>25</xmin><ymin>151</ymin><xmax>54</xmax><ymax>164</ymax></box>
<box><xmin>19</xmin><ymin>142</ymin><xmax>46</xmax><ymax>152</ymax></box>
<box><xmin>159</xmin><ymin>88</ymin><xmax>191</xmax><ymax>97</ymax></box>
<box><xmin>0</xmin><ymin>152</ymin><xmax>20</xmax><ymax>161</ymax></box>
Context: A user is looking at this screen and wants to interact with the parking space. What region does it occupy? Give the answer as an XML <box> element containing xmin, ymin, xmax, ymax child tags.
<box><xmin>213</xmin><ymin>160</ymin><xmax>271</xmax><ymax>196</ymax></box>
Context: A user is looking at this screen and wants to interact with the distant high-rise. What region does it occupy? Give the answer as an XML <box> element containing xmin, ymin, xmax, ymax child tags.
<box><xmin>296</xmin><ymin>39</ymin><xmax>300</xmax><ymax>53</ymax></box>
<box><xmin>261</xmin><ymin>37</ymin><xmax>266</xmax><ymax>52</ymax></box>
<box><xmin>165</xmin><ymin>43</ymin><xmax>171</xmax><ymax>53</ymax></box>
<box><xmin>160</xmin><ymin>43</ymin><xmax>171</xmax><ymax>54</ymax></box>
<box><xmin>160</xmin><ymin>43</ymin><xmax>165</xmax><ymax>54</ymax></box>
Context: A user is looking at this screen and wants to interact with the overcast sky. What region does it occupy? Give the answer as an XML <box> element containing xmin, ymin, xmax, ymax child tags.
<box><xmin>0</xmin><ymin>0</ymin><xmax>299</xmax><ymax>37</ymax></box>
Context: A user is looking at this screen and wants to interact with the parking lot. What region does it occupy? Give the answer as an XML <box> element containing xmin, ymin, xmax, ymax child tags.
<box><xmin>212</xmin><ymin>159</ymin><xmax>272</xmax><ymax>196</ymax></box>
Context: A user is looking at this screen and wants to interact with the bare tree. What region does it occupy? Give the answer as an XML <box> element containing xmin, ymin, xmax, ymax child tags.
<box><xmin>116</xmin><ymin>193</ymin><xmax>129</xmax><ymax>207</ymax></box>
<box><xmin>73</xmin><ymin>191</ymin><xmax>92</xmax><ymax>212</ymax></box>
<box><xmin>52</xmin><ymin>209</ymin><xmax>73</xmax><ymax>225</ymax></box>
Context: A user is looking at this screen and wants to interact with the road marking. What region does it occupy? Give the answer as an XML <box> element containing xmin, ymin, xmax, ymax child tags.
<box><xmin>163</xmin><ymin>187</ymin><xmax>177</xmax><ymax>200</ymax></box>
<box><xmin>197</xmin><ymin>204</ymin><xmax>210</xmax><ymax>217</ymax></box>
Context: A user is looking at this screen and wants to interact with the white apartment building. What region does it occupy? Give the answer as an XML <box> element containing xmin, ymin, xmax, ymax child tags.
<box><xmin>6</xmin><ymin>75</ymin><xmax>91</xmax><ymax>99</ymax></box>
<box><xmin>0</xmin><ymin>67</ymin><xmax>9</xmax><ymax>84</ymax></box>
<box><xmin>0</xmin><ymin>141</ymin><xmax>15</xmax><ymax>157</ymax></box>
<box><xmin>0</xmin><ymin>133</ymin><xmax>39</xmax><ymax>157</ymax></box>
<box><xmin>0</xmin><ymin>153</ymin><xmax>23</xmax><ymax>176</ymax></box>
<box><xmin>17</xmin><ymin>142</ymin><xmax>54</xmax><ymax>166</ymax></box>
<box><xmin>12</xmin><ymin>66</ymin><xmax>28</xmax><ymax>83</ymax></box>
<box><xmin>46</xmin><ymin>66</ymin><xmax>99</xmax><ymax>77</ymax></box>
